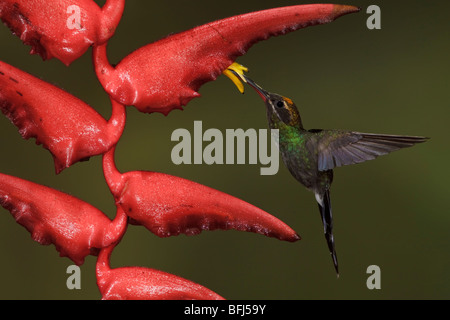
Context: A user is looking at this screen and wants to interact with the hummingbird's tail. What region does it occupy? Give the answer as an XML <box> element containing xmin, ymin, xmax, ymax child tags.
<box><xmin>315</xmin><ymin>190</ymin><xmax>339</xmax><ymax>277</ymax></box>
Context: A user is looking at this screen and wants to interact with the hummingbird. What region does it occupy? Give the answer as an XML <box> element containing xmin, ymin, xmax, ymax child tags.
<box><xmin>238</xmin><ymin>73</ymin><xmax>428</xmax><ymax>276</ymax></box>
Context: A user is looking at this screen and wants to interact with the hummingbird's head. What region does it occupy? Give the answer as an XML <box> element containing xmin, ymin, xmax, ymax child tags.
<box><xmin>243</xmin><ymin>75</ymin><xmax>303</xmax><ymax>129</ymax></box>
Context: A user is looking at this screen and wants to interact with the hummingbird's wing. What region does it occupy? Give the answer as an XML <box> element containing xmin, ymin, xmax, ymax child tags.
<box><xmin>313</xmin><ymin>131</ymin><xmax>429</xmax><ymax>171</ymax></box>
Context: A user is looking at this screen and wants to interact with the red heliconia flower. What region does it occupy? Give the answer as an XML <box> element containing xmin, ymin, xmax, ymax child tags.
<box><xmin>0</xmin><ymin>172</ymin><xmax>128</xmax><ymax>265</ymax></box>
<box><xmin>93</xmin><ymin>4</ymin><xmax>360</xmax><ymax>115</ymax></box>
<box><xmin>0</xmin><ymin>0</ymin><xmax>125</xmax><ymax>65</ymax></box>
<box><xmin>0</xmin><ymin>60</ymin><xmax>126</xmax><ymax>174</ymax></box>
<box><xmin>103</xmin><ymin>147</ymin><xmax>300</xmax><ymax>242</ymax></box>
<box><xmin>96</xmin><ymin>243</ymin><xmax>225</xmax><ymax>300</ymax></box>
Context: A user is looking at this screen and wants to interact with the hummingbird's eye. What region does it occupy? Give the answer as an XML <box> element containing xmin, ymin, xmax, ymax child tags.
<box><xmin>276</xmin><ymin>100</ymin><xmax>284</xmax><ymax>108</ymax></box>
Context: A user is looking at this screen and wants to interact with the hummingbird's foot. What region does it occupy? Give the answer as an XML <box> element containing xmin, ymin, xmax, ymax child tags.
<box><xmin>223</xmin><ymin>62</ymin><xmax>249</xmax><ymax>94</ymax></box>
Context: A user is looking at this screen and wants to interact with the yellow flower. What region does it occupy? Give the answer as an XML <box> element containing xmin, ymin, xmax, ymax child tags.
<box><xmin>223</xmin><ymin>62</ymin><xmax>249</xmax><ymax>94</ymax></box>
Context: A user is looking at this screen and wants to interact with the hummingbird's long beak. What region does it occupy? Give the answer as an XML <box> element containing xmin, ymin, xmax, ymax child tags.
<box><xmin>242</xmin><ymin>75</ymin><xmax>270</xmax><ymax>102</ymax></box>
<box><xmin>227</xmin><ymin>69</ymin><xmax>270</xmax><ymax>102</ymax></box>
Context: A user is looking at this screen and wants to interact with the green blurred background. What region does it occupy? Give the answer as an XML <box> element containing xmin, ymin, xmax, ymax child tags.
<box><xmin>0</xmin><ymin>0</ymin><xmax>448</xmax><ymax>300</ymax></box>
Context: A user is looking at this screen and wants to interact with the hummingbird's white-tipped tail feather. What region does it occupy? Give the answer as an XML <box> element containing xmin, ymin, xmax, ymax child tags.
<box><xmin>316</xmin><ymin>190</ymin><xmax>339</xmax><ymax>276</ymax></box>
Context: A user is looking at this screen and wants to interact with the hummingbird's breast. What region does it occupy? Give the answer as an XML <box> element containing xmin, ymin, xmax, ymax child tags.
<box><xmin>276</xmin><ymin>127</ymin><xmax>316</xmax><ymax>189</ymax></box>
<box><xmin>275</xmin><ymin>127</ymin><xmax>332</xmax><ymax>194</ymax></box>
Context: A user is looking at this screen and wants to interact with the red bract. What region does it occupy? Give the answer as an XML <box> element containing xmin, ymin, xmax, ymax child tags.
<box><xmin>0</xmin><ymin>60</ymin><xmax>126</xmax><ymax>174</ymax></box>
<box><xmin>0</xmin><ymin>0</ymin><xmax>125</xmax><ymax>65</ymax></box>
<box><xmin>0</xmin><ymin>172</ymin><xmax>128</xmax><ymax>265</ymax></box>
<box><xmin>96</xmin><ymin>244</ymin><xmax>224</xmax><ymax>300</ymax></box>
<box><xmin>93</xmin><ymin>4</ymin><xmax>359</xmax><ymax>115</ymax></box>
<box><xmin>103</xmin><ymin>147</ymin><xmax>300</xmax><ymax>242</ymax></box>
